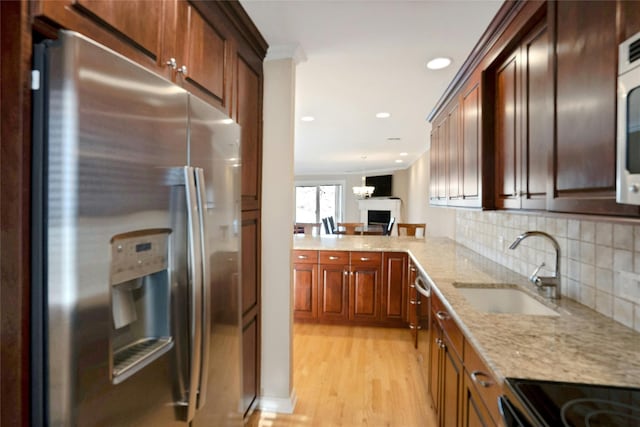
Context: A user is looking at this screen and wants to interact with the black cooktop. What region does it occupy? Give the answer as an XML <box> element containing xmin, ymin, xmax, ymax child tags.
<box><xmin>505</xmin><ymin>378</ymin><xmax>640</xmax><ymax>427</ymax></box>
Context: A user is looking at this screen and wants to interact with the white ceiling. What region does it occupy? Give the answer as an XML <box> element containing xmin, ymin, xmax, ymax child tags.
<box><xmin>240</xmin><ymin>0</ymin><xmax>503</xmax><ymax>176</ymax></box>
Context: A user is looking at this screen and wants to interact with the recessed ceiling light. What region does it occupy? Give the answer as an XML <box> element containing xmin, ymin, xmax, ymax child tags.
<box><xmin>301</xmin><ymin>116</ymin><xmax>315</xmax><ymax>122</ymax></box>
<box><xmin>426</xmin><ymin>57</ymin><xmax>452</xmax><ymax>70</ymax></box>
<box><xmin>395</xmin><ymin>159</ymin><xmax>403</xmax><ymax>163</ymax></box>
<box><xmin>221</xmin><ymin>118</ymin><xmax>234</xmax><ymax>124</ymax></box>
<box><xmin>400</xmin><ymin>152</ymin><xmax>408</xmax><ymax>156</ymax></box>
<box><xmin>376</xmin><ymin>112</ymin><xmax>391</xmax><ymax>119</ymax></box>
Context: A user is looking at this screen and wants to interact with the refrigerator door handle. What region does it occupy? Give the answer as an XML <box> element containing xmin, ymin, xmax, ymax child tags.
<box><xmin>194</xmin><ymin>168</ymin><xmax>211</xmax><ymax>409</ymax></box>
<box><xmin>184</xmin><ymin>166</ymin><xmax>203</xmax><ymax>422</ymax></box>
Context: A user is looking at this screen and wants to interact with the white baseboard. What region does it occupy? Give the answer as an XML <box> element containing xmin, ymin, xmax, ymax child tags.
<box><xmin>257</xmin><ymin>389</ymin><xmax>297</xmax><ymax>414</ymax></box>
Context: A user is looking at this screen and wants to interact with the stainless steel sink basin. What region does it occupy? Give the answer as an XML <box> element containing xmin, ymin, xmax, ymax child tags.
<box><xmin>455</xmin><ymin>286</ymin><xmax>559</xmax><ymax>316</ymax></box>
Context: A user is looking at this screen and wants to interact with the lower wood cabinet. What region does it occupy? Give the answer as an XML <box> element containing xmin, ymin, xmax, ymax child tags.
<box><xmin>427</xmin><ymin>291</ymin><xmax>499</xmax><ymax>427</ymax></box>
<box><xmin>293</xmin><ymin>250</ymin><xmax>407</xmax><ymax>327</ymax></box>
<box><xmin>429</xmin><ymin>292</ymin><xmax>464</xmax><ymax>427</ymax></box>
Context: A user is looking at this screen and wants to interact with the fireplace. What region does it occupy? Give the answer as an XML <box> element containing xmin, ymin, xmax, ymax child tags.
<box><xmin>368</xmin><ymin>210</ymin><xmax>391</xmax><ymax>225</ymax></box>
<box><xmin>357</xmin><ymin>199</ymin><xmax>402</xmax><ymax>236</ymax></box>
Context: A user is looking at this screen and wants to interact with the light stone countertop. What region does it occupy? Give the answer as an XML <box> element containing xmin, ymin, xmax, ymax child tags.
<box><xmin>293</xmin><ymin>234</ymin><xmax>640</xmax><ymax>388</ymax></box>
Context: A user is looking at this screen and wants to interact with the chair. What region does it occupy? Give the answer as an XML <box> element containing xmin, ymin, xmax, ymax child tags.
<box><xmin>328</xmin><ymin>216</ymin><xmax>337</xmax><ymax>234</ymax></box>
<box><xmin>337</xmin><ymin>222</ymin><xmax>364</xmax><ymax>235</ymax></box>
<box><xmin>384</xmin><ymin>217</ymin><xmax>395</xmax><ymax>236</ymax></box>
<box><xmin>322</xmin><ymin>217</ymin><xmax>332</xmax><ymax>234</ymax></box>
<box><xmin>397</xmin><ymin>223</ymin><xmax>426</xmax><ymax>238</ymax></box>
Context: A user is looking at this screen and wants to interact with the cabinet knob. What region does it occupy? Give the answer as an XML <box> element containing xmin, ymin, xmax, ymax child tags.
<box><xmin>344</xmin><ymin>271</ymin><xmax>348</xmax><ymax>276</ymax></box>
<box><xmin>177</xmin><ymin>65</ymin><xmax>188</xmax><ymax>75</ymax></box>
<box><xmin>435</xmin><ymin>311</ymin><xmax>450</xmax><ymax>321</ymax></box>
<box><xmin>165</xmin><ymin>57</ymin><xmax>177</xmax><ymax>69</ymax></box>
<box><xmin>630</xmin><ymin>184</ymin><xmax>639</xmax><ymax>194</ymax></box>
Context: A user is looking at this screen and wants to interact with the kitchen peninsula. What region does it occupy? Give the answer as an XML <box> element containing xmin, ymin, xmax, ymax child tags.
<box><xmin>293</xmin><ymin>234</ymin><xmax>640</xmax><ymax>423</ymax></box>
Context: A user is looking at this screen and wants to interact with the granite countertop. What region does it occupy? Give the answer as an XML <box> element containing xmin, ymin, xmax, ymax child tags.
<box><xmin>293</xmin><ymin>234</ymin><xmax>640</xmax><ymax>388</ymax></box>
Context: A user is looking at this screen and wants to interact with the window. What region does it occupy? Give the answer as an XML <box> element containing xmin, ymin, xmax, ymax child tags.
<box><xmin>295</xmin><ymin>184</ymin><xmax>343</xmax><ymax>229</ymax></box>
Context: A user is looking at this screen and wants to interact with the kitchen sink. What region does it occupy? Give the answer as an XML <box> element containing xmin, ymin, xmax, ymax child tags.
<box><xmin>454</xmin><ymin>286</ymin><xmax>559</xmax><ymax>316</ymax></box>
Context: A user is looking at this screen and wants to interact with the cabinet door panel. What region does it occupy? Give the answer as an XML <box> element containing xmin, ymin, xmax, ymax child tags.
<box><xmin>429</xmin><ymin>321</ymin><xmax>441</xmax><ymax>415</ymax></box>
<box><xmin>383</xmin><ymin>252</ymin><xmax>407</xmax><ymax>321</ymax></box>
<box><xmin>319</xmin><ymin>265</ymin><xmax>348</xmax><ymax>320</ymax></box>
<box><xmin>74</xmin><ymin>0</ymin><xmax>162</xmax><ymax>58</ymax></box>
<box><xmin>236</xmin><ymin>55</ymin><xmax>262</xmax><ymax>210</ymax></box>
<box><xmin>184</xmin><ymin>5</ymin><xmax>226</xmax><ymax>102</ymax></box>
<box><xmin>349</xmin><ymin>267</ymin><xmax>379</xmax><ymax>320</ymax></box>
<box><xmin>495</xmin><ymin>52</ymin><xmax>520</xmax><ymax>208</ymax></box>
<box><xmin>522</xmin><ymin>23</ymin><xmax>549</xmax><ymax>209</ymax></box>
<box><xmin>241</xmin><ymin>211</ymin><xmax>260</xmax><ymax>315</ymax></box>
<box><xmin>293</xmin><ymin>263</ymin><xmax>317</xmax><ymax>320</ymax></box>
<box><xmin>242</xmin><ymin>316</ymin><xmax>258</xmax><ymax>415</ymax></box>
<box><xmin>442</xmin><ymin>344</ymin><xmax>462</xmax><ymax>427</ymax></box>
<box><xmin>555</xmin><ymin>1</ymin><xmax>616</xmax><ymax>193</ymax></box>
<box><xmin>448</xmin><ymin>104</ymin><xmax>461</xmax><ymax>199</ymax></box>
<box><xmin>462</xmin><ymin>83</ymin><xmax>480</xmax><ymax>200</ymax></box>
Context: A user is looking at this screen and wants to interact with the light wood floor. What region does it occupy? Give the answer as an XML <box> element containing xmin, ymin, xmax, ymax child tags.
<box><xmin>246</xmin><ymin>323</ymin><xmax>437</xmax><ymax>426</ymax></box>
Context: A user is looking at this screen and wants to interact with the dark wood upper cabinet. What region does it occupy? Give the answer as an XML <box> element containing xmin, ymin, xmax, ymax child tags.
<box><xmin>550</xmin><ymin>0</ymin><xmax>638</xmax><ymax>215</ymax></box>
<box><xmin>461</xmin><ymin>81</ymin><xmax>481</xmax><ymax>203</ymax></box>
<box><xmin>493</xmin><ymin>19</ymin><xmax>549</xmax><ymax>211</ymax></box>
<box><xmin>447</xmin><ymin>104</ymin><xmax>461</xmax><ymax>201</ymax></box>
<box><xmin>73</xmin><ymin>0</ymin><xmax>164</xmax><ymax>59</ymax></box>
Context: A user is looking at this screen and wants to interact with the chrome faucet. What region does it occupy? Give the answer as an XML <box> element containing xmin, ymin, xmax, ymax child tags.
<box><xmin>509</xmin><ymin>231</ymin><xmax>561</xmax><ymax>299</ymax></box>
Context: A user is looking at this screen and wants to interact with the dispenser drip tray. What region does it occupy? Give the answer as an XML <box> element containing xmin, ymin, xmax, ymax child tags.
<box><xmin>112</xmin><ymin>337</ymin><xmax>173</xmax><ymax>384</ymax></box>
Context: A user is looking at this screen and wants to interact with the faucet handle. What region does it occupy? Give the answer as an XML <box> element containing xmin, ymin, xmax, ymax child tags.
<box><xmin>529</xmin><ymin>262</ymin><xmax>545</xmax><ymax>285</ymax></box>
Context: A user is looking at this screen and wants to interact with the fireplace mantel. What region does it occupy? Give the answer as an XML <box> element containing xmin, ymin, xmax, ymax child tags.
<box><xmin>357</xmin><ymin>198</ymin><xmax>402</xmax><ymax>236</ymax></box>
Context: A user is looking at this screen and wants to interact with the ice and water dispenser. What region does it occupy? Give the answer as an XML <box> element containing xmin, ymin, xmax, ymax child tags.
<box><xmin>109</xmin><ymin>229</ymin><xmax>173</xmax><ymax>384</ymax></box>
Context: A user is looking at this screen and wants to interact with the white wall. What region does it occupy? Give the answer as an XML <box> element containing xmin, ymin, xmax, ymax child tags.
<box><xmin>404</xmin><ymin>150</ymin><xmax>456</xmax><ymax>238</ymax></box>
<box><xmin>259</xmin><ymin>58</ymin><xmax>296</xmax><ymax>412</ymax></box>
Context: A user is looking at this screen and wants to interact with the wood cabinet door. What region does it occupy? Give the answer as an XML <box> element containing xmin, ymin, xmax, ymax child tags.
<box><xmin>176</xmin><ymin>1</ymin><xmax>229</xmax><ymax>109</ymax></box>
<box><xmin>382</xmin><ymin>252</ymin><xmax>407</xmax><ymax>323</ymax></box>
<box><xmin>461</xmin><ymin>372</ymin><xmax>496</xmax><ymax>427</ymax></box>
<box><xmin>441</xmin><ymin>339</ymin><xmax>463</xmax><ymax>427</ymax></box>
<box><xmin>293</xmin><ymin>262</ymin><xmax>318</xmax><ymax>320</ymax></box>
<box><xmin>73</xmin><ymin>0</ymin><xmax>164</xmax><ymax>59</ymax></box>
<box><xmin>318</xmin><ymin>264</ymin><xmax>349</xmax><ymax>321</ymax></box>
<box><xmin>242</xmin><ymin>316</ymin><xmax>258</xmax><ymax>415</ymax></box>
<box><xmin>241</xmin><ymin>211</ymin><xmax>260</xmax><ymax>316</ymax></box>
<box><xmin>494</xmin><ymin>49</ymin><xmax>522</xmax><ymax>209</ymax></box>
<box><xmin>349</xmin><ymin>264</ymin><xmax>380</xmax><ymax>321</ymax></box>
<box><xmin>461</xmin><ymin>81</ymin><xmax>481</xmax><ymax>204</ymax></box>
<box><xmin>551</xmin><ymin>0</ymin><xmax>638</xmax><ymax>216</ymax></box>
<box><xmin>447</xmin><ymin>104</ymin><xmax>462</xmax><ymax>201</ymax></box>
<box><xmin>235</xmin><ymin>53</ymin><xmax>263</xmax><ymax>211</ymax></box>
<box><xmin>521</xmin><ymin>20</ymin><xmax>549</xmax><ymax>210</ymax></box>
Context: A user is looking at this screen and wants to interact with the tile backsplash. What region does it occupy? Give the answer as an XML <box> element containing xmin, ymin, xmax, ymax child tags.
<box><xmin>456</xmin><ymin>210</ymin><xmax>640</xmax><ymax>332</ymax></box>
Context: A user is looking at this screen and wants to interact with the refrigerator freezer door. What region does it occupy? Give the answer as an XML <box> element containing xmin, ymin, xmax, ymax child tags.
<box><xmin>188</xmin><ymin>94</ymin><xmax>243</xmax><ymax>426</ymax></box>
<box><xmin>39</xmin><ymin>31</ymin><xmax>190</xmax><ymax>426</ymax></box>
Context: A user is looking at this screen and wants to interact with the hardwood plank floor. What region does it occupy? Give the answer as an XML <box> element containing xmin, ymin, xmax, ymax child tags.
<box><xmin>246</xmin><ymin>323</ymin><xmax>437</xmax><ymax>426</ymax></box>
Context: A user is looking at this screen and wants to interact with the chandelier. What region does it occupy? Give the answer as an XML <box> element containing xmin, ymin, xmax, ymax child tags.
<box><xmin>352</xmin><ymin>155</ymin><xmax>375</xmax><ymax>198</ymax></box>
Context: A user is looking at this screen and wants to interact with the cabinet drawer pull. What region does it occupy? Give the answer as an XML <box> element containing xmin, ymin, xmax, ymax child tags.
<box><xmin>166</xmin><ymin>57</ymin><xmax>177</xmax><ymax>69</ymax></box>
<box><xmin>359</xmin><ymin>257</ymin><xmax>370</xmax><ymax>261</ymax></box>
<box><xmin>297</xmin><ymin>255</ymin><xmax>308</xmax><ymax>259</ymax></box>
<box><xmin>470</xmin><ymin>371</ymin><xmax>494</xmax><ymax>388</ymax></box>
<box><xmin>409</xmin><ymin>299</ymin><xmax>421</xmax><ymax>305</ymax></box>
<box><xmin>410</xmin><ymin>267</ymin><xmax>417</xmax><ymax>272</ymax></box>
<box><xmin>410</xmin><ymin>283</ymin><xmax>416</xmax><ymax>289</ymax></box>
<box><xmin>343</xmin><ymin>271</ymin><xmax>348</xmax><ymax>276</ymax></box>
<box><xmin>435</xmin><ymin>311</ymin><xmax>450</xmax><ymax>321</ymax></box>
<box><xmin>329</xmin><ymin>256</ymin><xmax>340</xmax><ymax>260</ymax></box>
<box><xmin>408</xmin><ymin>323</ymin><xmax>422</xmax><ymax>330</ymax></box>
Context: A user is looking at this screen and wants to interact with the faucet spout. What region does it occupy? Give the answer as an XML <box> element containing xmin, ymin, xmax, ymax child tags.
<box><xmin>508</xmin><ymin>231</ymin><xmax>561</xmax><ymax>299</ymax></box>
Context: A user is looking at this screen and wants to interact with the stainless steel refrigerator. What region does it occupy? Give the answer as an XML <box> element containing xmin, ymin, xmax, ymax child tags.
<box><xmin>31</xmin><ymin>30</ymin><xmax>242</xmax><ymax>427</ymax></box>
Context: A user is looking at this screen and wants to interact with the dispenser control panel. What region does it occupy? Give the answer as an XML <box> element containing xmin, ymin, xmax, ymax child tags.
<box><xmin>110</xmin><ymin>229</ymin><xmax>170</xmax><ymax>285</ymax></box>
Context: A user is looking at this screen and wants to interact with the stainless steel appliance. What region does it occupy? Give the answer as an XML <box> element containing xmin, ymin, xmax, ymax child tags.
<box><xmin>617</xmin><ymin>31</ymin><xmax>640</xmax><ymax>204</ymax></box>
<box><xmin>500</xmin><ymin>378</ymin><xmax>640</xmax><ymax>427</ymax></box>
<box><xmin>31</xmin><ymin>31</ymin><xmax>242</xmax><ymax>426</ymax></box>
